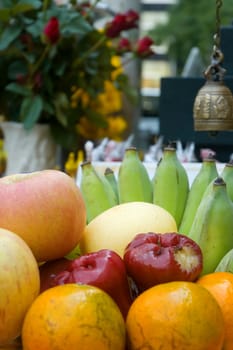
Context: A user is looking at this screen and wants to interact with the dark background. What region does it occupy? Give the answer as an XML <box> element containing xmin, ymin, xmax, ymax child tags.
<box><xmin>159</xmin><ymin>25</ymin><xmax>233</xmax><ymax>162</ymax></box>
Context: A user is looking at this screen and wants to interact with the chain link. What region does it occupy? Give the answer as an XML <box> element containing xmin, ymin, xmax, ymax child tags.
<box><xmin>214</xmin><ymin>0</ymin><xmax>223</xmax><ymax>50</ymax></box>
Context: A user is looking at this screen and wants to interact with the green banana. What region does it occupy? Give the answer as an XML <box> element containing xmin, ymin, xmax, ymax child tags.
<box><xmin>179</xmin><ymin>157</ymin><xmax>218</xmax><ymax>235</ymax></box>
<box><xmin>104</xmin><ymin>167</ymin><xmax>119</xmax><ymax>203</ymax></box>
<box><xmin>220</xmin><ymin>160</ymin><xmax>233</xmax><ymax>201</ymax></box>
<box><xmin>80</xmin><ymin>161</ymin><xmax>118</xmax><ymax>223</ymax></box>
<box><xmin>117</xmin><ymin>147</ymin><xmax>153</xmax><ymax>203</ymax></box>
<box><xmin>188</xmin><ymin>177</ymin><xmax>233</xmax><ymax>276</ymax></box>
<box><xmin>215</xmin><ymin>248</ymin><xmax>233</xmax><ymax>273</ymax></box>
<box><xmin>152</xmin><ymin>146</ymin><xmax>189</xmax><ymax>227</ymax></box>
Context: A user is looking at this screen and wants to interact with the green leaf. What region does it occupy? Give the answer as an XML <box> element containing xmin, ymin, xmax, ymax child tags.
<box><xmin>6</xmin><ymin>82</ymin><xmax>31</xmax><ymax>96</ymax></box>
<box><xmin>26</xmin><ymin>22</ymin><xmax>43</xmax><ymax>39</ymax></box>
<box><xmin>62</xmin><ymin>15</ymin><xmax>92</xmax><ymax>36</ymax></box>
<box><xmin>8</xmin><ymin>60</ymin><xmax>28</xmax><ymax>79</ymax></box>
<box><xmin>50</xmin><ymin>123</ymin><xmax>79</xmax><ymax>150</ymax></box>
<box><xmin>0</xmin><ymin>0</ymin><xmax>11</xmax><ymax>5</ymax></box>
<box><xmin>20</xmin><ymin>95</ymin><xmax>43</xmax><ymax>129</ymax></box>
<box><xmin>0</xmin><ymin>1</ymin><xmax>41</xmax><ymax>22</ymax></box>
<box><xmin>0</xmin><ymin>8</ymin><xmax>11</xmax><ymax>22</ymax></box>
<box><xmin>54</xmin><ymin>61</ymin><xmax>66</xmax><ymax>76</ymax></box>
<box><xmin>43</xmin><ymin>100</ymin><xmax>55</xmax><ymax>116</ymax></box>
<box><xmin>0</xmin><ymin>26</ymin><xmax>22</xmax><ymax>50</ymax></box>
<box><xmin>12</xmin><ymin>1</ymin><xmax>41</xmax><ymax>16</ymax></box>
<box><xmin>84</xmin><ymin>109</ymin><xmax>108</xmax><ymax>128</ymax></box>
<box><xmin>54</xmin><ymin>92</ymin><xmax>70</xmax><ymax>127</ymax></box>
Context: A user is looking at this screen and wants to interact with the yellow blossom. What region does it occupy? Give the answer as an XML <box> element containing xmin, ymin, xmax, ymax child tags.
<box><xmin>76</xmin><ymin>117</ymin><xmax>105</xmax><ymax>140</ymax></box>
<box><xmin>111</xmin><ymin>56</ymin><xmax>123</xmax><ymax>79</ymax></box>
<box><xmin>76</xmin><ymin>115</ymin><xmax>127</xmax><ymax>141</ymax></box>
<box><xmin>94</xmin><ymin>81</ymin><xmax>123</xmax><ymax>115</ymax></box>
<box><xmin>70</xmin><ymin>88</ymin><xmax>90</xmax><ymax>109</ymax></box>
<box><xmin>106</xmin><ymin>116</ymin><xmax>127</xmax><ymax>140</ymax></box>
<box><xmin>73</xmin><ymin>53</ymin><xmax>128</xmax><ymax>142</ymax></box>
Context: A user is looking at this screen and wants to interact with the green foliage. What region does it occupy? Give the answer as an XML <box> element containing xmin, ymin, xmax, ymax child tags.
<box><xmin>0</xmin><ymin>0</ymin><xmax>140</xmax><ymax>150</ymax></box>
<box><xmin>149</xmin><ymin>0</ymin><xmax>233</xmax><ymax>73</ymax></box>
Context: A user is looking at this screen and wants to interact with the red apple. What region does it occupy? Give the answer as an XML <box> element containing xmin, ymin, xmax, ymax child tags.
<box><xmin>39</xmin><ymin>258</ymin><xmax>72</xmax><ymax>293</ymax></box>
<box><xmin>51</xmin><ymin>249</ymin><xmax>133</xmax><ymax>319</ymax></box>
<box><xmin>0</xmin><ymin>228</ymin><xmax>40</xmax><ymax>345</ymax></box>
<box><xmin>123</xmin><ymin>232</ymin><xmax>203</xmax><ymax>293</ymax></box>
<box><xmin>0</xmin><ymin>170</ymin><xmax>86</xmax><ymax>262</ymax></box>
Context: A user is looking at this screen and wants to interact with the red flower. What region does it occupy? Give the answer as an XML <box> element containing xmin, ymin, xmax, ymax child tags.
<box><xmin>136</xmin><ymin>36</ymin><xmax>154</xmax><ymax>57</ymax></box>
<box><xmin>105</xmin><ymin>9</ymin><xmax>139</xmax><ymax>38</ymax></box>
<box><xmin>124</xmin><ymin>9</ymin><xmax>139</xmax><ymax>30</ymax></box>
<box><xmin>117</xmin><ymin>37</ymin><xmax>132</xmax><ymax>53</ymax></box>
<box><xmin>105</xmin><ymin>14</ymin><xmax>126</xmax><ymax>38</ymax></box>
<box><xmin>43</xmin><ymin>17</ymin><xmax>60</xmax><ymax>44</ymax></box>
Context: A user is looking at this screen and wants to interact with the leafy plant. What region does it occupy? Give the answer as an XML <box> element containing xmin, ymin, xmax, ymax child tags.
<box><xmin>0</xmin><ymin>0</ymin><xmax>154</xmax><ymax>150</ymax></box>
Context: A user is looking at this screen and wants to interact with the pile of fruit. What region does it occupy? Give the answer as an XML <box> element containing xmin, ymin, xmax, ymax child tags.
<box><xmin>1</xmin><ymin>145</ymin><xmax>233</xmax><ymax>350</ymax></box>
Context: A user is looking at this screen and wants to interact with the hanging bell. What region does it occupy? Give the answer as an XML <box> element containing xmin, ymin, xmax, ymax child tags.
<box><xmin>193</xmin><ymin>48</ymin><xmax>233</xmax><ymax>132</ymax></box>
<box><xmin>193</xmin><ymin>81</ymin><xmax>233</xmax><ymax>132</ymax></box>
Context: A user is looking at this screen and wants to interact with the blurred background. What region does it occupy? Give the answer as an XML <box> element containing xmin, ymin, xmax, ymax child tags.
<box><xmin>136</xmin><ymin>0</ymin><xmax>233</xmax><ymax>161</ymax></box>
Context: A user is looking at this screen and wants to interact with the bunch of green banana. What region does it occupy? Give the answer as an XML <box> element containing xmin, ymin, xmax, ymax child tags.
<box><xmin>179</xmin><ymin>156</ymin><xmax>218</xmax><ymax>235</ymax></box>
<box><xmin>215</xmin><ymin>248</ymin><xmax>233</xmax><ymax>273</ymax></box>
<box><xmin>104</xmin><ymin>167</ymin><xmax>119</xmax><ymax>202</ymax></box>
<box><xmin>80</xmin><ymin>161</ymin><xmax>118</xmax><ymax>223</ymax></box>
<box><xmin>220</xmin><ymin>160</ymin><xmax>233</xmax><ymax>201</ymax></box>
<box><xmin>152</xmin><ymin>145</ymin><xmax>189</xmax><ymax>227</ymax></box>
<box><xmin>117</xmin><ymin>147</ymin><xmax>153</xmax><ymax>203</ymax></box>
<box><xmin>188</xmin><ymin>177</ymin><xmax>233</xmax><ymax>275</ymax></box>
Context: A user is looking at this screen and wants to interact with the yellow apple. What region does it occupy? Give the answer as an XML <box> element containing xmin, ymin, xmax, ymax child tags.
<box><xmin>0</xmin><ymin>228</ymin><xmax>40</xmax><ymax>345</ymax></box>
<box><xmin>80</xmin><ymin>201</ymin><xmax>177</xmax><ymax>258</ymax></box>
<box><xmin>0</xmin><ymin>170</ymin><xmax>86</xmax><ymax>262</ymax></box>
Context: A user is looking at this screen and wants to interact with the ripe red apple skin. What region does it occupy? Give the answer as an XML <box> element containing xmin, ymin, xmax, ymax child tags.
<box><xmin>51</xmin><ymin>249</ymin><xmax>133</xmax><ymax>319</ymax></box>
<box><xmin>0</xmin><ymin>170</ymin><xmax>86</xmax><ymax>262</ymax></box>
<box><xmin>123</xmin><ymin>232</ymin><xmax>203</xmax><ymax>293</ymax></box>
<box><xmin>39</xmin><ymin>258</ymin><xmax>72</xmax><ymax>293</ymax></box>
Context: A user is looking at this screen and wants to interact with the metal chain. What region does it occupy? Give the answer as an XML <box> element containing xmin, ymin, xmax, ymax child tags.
<box><xmin>213</xmin><ymin>0</ymin><xmax>223</xmax><ymax>50</ymax></box>
<box><xmin>204</xmin><ymin>0</ymin><xmax>224</xmax><ymax>79</ymax></box>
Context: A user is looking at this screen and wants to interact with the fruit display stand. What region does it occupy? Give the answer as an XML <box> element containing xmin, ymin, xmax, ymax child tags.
<box><xmin>76</xmin><ymin>161</ymin><xmax>225</xmax><ymax>187</ymax></box>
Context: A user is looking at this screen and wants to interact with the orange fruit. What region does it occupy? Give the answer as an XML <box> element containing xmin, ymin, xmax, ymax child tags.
<box><xmin>197</xmin><ymin>271</ymin><xmax>233</xmax><ymax>350</ymax></box>
<box><xmin>22</xmin><ymin>283</ymin><xmax>126</xmax><ymax>350</ymax></box>
<box><xmin>126</xmin><ymin>281</ymin><xmax>225</xmax><ymax>350</ymax></box>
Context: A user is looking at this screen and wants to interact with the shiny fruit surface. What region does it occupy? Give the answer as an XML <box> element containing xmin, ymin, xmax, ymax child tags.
<box><xmin>197</xmin><ymin>271</ymin><xmax>233</xmax><ymax>350</ymax></box>
<box><xmin>126</xmin><ymin>281</ymin><xmax>224</xmax><ymax>350</ymax></box>
<box><xmin>39</xmin><ymin>257</ymin><xmax>71</xmax><ymax>293</ymax></box>
<box><xmin>124</xmin><ymin>232</ymin><xmax>203</xmax><ymax>292</ymax></box>
<box><xmin>40</xmin><ymin>250</ymin><xmax>133</xmax><ymax>319</ymax></box>
<box><xmin>22</xmin><ymin>284</ymin><xmax>126</xmax><ymax>350</ymax></box>
<box><xmin>80</xmin><ymin>201</ymin><xmax>177</xmax><ymax>258</ymax></box>
<box><xmin>0</xmin><ymin>228</ymin><xmax>40</xmax><ymax>345</ymax></box>
<box><xmin>0</xmin><ymin>170</ymin><xmax>86</xmax><ymax>262</ymax></box>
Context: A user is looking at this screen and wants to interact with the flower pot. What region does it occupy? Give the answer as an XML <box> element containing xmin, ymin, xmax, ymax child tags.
<box><xmin>0</xmin><ymin>122</ymin><xmax>58</xmax><ymax>175</ymax></box>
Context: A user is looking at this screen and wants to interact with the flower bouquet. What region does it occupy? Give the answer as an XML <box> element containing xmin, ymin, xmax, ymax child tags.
<box><xmin>0</xmin><ymin>0</ymin><xmax>154</xmax><ymax>151</ymax></box>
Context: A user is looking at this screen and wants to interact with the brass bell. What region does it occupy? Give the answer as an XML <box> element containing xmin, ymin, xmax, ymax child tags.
<box><xmin>193</xmin><ymin>0</ymin><xmax>233</xmax><ymax>132</ymax></box>
<box><xmin>193</xmin><ymin>80</ymin><xmax>233</xmax><ymax>132</ymax></box>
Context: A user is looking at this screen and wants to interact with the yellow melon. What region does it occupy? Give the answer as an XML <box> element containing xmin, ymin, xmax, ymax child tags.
<box><xmin>79</xmin><ymin>201</ymin><xmax>177</xmax><ymax>257</ymax></box>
